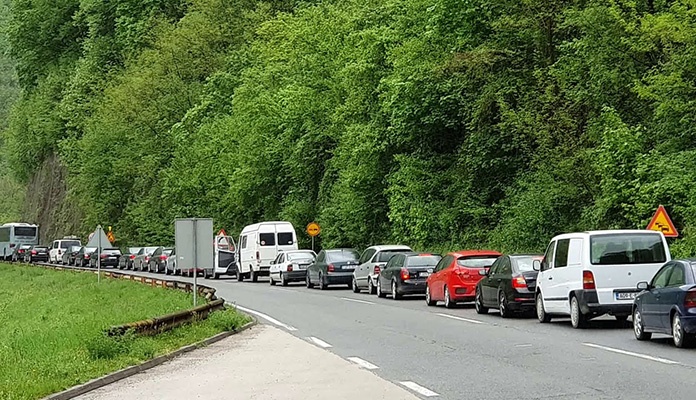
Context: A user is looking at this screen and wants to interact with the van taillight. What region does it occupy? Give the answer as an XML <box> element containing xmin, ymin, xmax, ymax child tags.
<box><xmin>684</xmin><ymin>289</ymin><xmax>696</xmax><ymax>309</ymax></box>
<box><xmin>400</xmin><ymin>268</ymin><xmax>410</xmax><ymax>281</ymax></box>
<box><xmin>373</xmin><ymin>265</ymin><xmax>381</xmax><ymax>274</ymax></box>
<box><xmin>583</xmin><ymin>270</ymin><xmax>596</xmax><ymax>290</ymax></box>
<box><xmin>328</xmin><ymin>264</ymin><xmax>334</xmax><ymax>272</ymax></box>
<box><xmin>512</xmin><ymin>276</ymin><xmax>527</xmax><ymax>289</ymax></box>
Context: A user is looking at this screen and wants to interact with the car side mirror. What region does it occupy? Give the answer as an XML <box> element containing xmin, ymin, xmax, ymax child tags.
<box><xmin>532</xmin><ymin>260</ymin><xmax>541</xmax><ymax>271</ymax></box>
<box><xmin>637</xmin><ymin>281</ymin><xmax>649</xmax><ymax>291</ymax></box>
<box><xmin>478</xmin><ymin>269</ymin><xmax>488</xmax><ymax>276</ymax></box>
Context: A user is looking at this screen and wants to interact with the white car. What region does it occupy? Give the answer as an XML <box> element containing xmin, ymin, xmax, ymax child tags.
<box><xmin>269</xmin><ymin>250</ymin><xmax>316</xmax><ymax>286</ymax></box>
<box><xmin>534</xmin><ymin>230</ymin><xmax>671</xmax><ymax>328</ymax></box>
<box><xmin>49</xmin><ymin>237</ymin><xmax>82</xmax><ymax>263</ymax></box>
<box><xmin>352</xmin><ymin>245</ymin><xmax>413</xmax><ymax>294</ymax></box>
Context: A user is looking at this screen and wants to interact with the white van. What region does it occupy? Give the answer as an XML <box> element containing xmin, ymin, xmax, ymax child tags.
<box><xmin>535</xmin><ymin>230</ymin><xmax>671</xmax><ymax>328</ymax></box>
<box><xmin>237</xmin><ymin>222</ymin><xmax>298</xmax><ymax>282</ymax></box>
<box><xmin>49</xmin><ymin>236</ymin><xmax>82</xmax><ymax>264</ymax></box>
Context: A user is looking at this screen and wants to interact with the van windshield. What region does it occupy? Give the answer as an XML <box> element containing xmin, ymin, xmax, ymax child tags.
<box><xmin>590</xmin><ymin>234</ymin><xmax>666</xmax><ymax>265</ymax></box>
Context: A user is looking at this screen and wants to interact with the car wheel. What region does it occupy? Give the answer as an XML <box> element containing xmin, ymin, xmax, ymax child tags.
<box><xmin>425</xmin><ymin>285</ymin><xmax>436</xmax><ymax>307</ymax></box>
<box><xmin>251</xmin><ymin>271</ymin><xmax>258</xmax><ymax>282</ymax></box>
<box><xmin>536</xmin><ymin>293</ymin><xmax>551</xmax><ymax>323</ymax></box>
<box><xmin>269</xmin><ymin>274</ymin><xmax>276</xmax><ymax>286</ymax></box>
<box><xmin>444</xmin><ymin>286</ymin><xmax>455</xmax><ymax>309</ymax></box>
<box><xmin>391</xmin><ymin>280</ymin><xmax>401</xmax><ymax>300</ymax></box>
<box><xmin>319</xmin><ymin>273</ymin><xmax>327</xmax><ymax>290</ymax></box>
<box><xmin>672</xmin><ymin>314</ymin><xmax>695</xmax><ymax>348</ymax></box>
<box><xmin>306</xmin><ymin>273</ymin><xmax>314</xmax><ymax>288</ymax></box>
<box><xmin>499</xmin><ymin>291</ymin><xmax>511</xmax><ymax>318</ymax></box>
<box><xmin>475</xmin><ymin>286</ymin><xmax>488</xmax><ymax>314</ymax></box>
<box><xmin>281</xmin><ymin>273</ymin><xmax>288</xmax><ymax>287</ymax></box>
<box><xmin>352</xmin><ymin>277</ymin><xmax>361</xmax><ymax>293</ymax></box>
<box><xmin>368</xmin><ymin>277</ymin><xmax>377</xmax><ymax>295</ymax></box>
<box><xmin>570</xmin><ymin>296</ymin><xmax>587</xmax><ymax>329</ymax></box>
<box><xmin>376</xmin><ymin>279</ymin><xmax>386</xmax><ymax>298</ymax></box>
<box><xmin>633</xmin><ymin>308</ymin><xmax>652</xmax><ymax>341</ymax></box>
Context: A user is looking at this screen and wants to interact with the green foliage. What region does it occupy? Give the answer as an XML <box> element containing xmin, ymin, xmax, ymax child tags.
<box><xmin>5</xmin><ymin>0</ymin><xmax>696</xmax><ymax>255</ymax></box>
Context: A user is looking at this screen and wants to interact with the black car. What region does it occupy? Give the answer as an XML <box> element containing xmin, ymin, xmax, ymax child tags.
<box><xmin>74</xmin><ymin>246</ymin><xmax>97</xmax><ymax>267</ymax></box>
<box><xmin>306</xmin><ymin>249</ymin><xmax>361</xmax><ymax>290</ymax></box>
<box><xmin>118</xmin><ymin>247</ymin><xmax>142</xmax><ymax>270</ymax></box>
<box><xmin>24</xmin><ymin>246</ymin><xmax>49</xmax><ymax>263</ymax></box>
<box><xmin>377</xmin><ymin>253</ymin><xmax>441</xmax><ymax>299</ymax></box>
<box><xmin>61</xmin><ymin>245</ymin><xmax>82</xmax><ymax>265</ymax></box>
<box><xmin>475</xmin><ymin>254</ymin><xmax>543</xmax><ymax>318</ymax></box>
<box><xmin>148</xmin><ymin>247</ymin><xmax>173</xmax><ymax>273</ymax></box>
<box><xmin>89</xmin><ymin>248</ymin><xmax>122</xmax><ymax>268</ymax></box>
<box><xmin>11</xmin><ymin>244</ymin><xmax>33</xmax><ymax>262</ymax></box>
<box><xmin>633</xmin><ymin>259</ymin><xmax>696</xmax><ymax>348</ymax></box>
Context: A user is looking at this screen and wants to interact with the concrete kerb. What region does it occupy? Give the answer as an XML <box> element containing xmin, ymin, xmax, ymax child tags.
<box><xmin>42</xmin><ymin>316</ymin><xmax>258</xmax><ymax>400</ymax></box>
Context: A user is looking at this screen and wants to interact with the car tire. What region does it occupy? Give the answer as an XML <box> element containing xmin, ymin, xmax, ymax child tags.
<box><xmin>499</xmin><ymin>291</ymin><xmax>511</xmax><ymax>318</ymax></box>
<box><xmin>633</xmin><ymin>308</ymin><xmax>652</xmax><ymax>341</ymax></box>
<box><xmin>570</xmin><ymin>296</ymin><xmax>587</xmax><ymax>329</ymax></box>
<box><xmin>475</xmin><ymin>286</ymin><xmax>488</xmax><ymax>314</ymax></box>
<box><xmin>269</xmin><ymin>275</ymin><xmax>276</xmax><ymax>286</ymax></box>
<box><xmin>425</xmin><ymin>285</ymin><xmax>437</xmax><ymax>307</ymax></box>
<box><xmin>444</xmin><ymin>286</ymin><xmax>455</xmax><ymax>309</ymax></box>
<box><xmin>376</xmin><ymin>279</ymin><xmax>386</xmax><ymax>298</ymax></box>
<box><xmin>352</xmin><ymin>277</ymin><xmax>361</xmax><ymax>293</ymax></box>
<box><xmin>306</xmin><ymin>273</ymin><xmax>314</xmax><ymax>288</ymax></box>
<box><xmin>281</xmin><ymin>273</ymin><xmax>288</xmax><ymax>287</ymax></box>
<box><xmin>672</xmin><ymin>314</ymin><xmax>695</xmax><ymax>348</ymax></box>
<box><xmin>251</xmin><ymin>271</ymin><xmax>258</xmax><ymax>282</ymax></box>
<box><xmin>536</xmin><ymin>292</ymin><xmax>551</xmax><ymax>323</ymax></box>
<box><xmin>368</xmin><ymin>277</ymin><xmax>377</xmax><ymax>295</ymax></box>
<box><xmin>391</xmin><ymin>280</ymin><xmax>401</xmax><ymax>300</ymax></box>
<box><xmin>319</xmin><ymin>273</ymin><xmax>326</xmax><ymax>290</ymax></box>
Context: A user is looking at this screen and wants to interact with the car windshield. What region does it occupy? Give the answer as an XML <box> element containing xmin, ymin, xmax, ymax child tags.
<box><xmin>287</xmin><ymin>251</ymin><xmax>315</xmax><ymax>261</ymax></box>
<box><xmin>456</xmin><ymin>256</ymin><xmax>499</xmax><ymax>268</ymax></box>
<box><xmin>327</xmin><ymin>250</ymin><xmax>361</xmax><ymax>263</ymax></box>
<box><xmin>513</xmin><ymin>256</ymin><xmax>543</xmax><ymax>272</ymax></box>
<box><xmin>590</xmin><ymin>234</ymin><xmax>666</xmax><ymax>265</ymax></box>
<box><xmin>407</xmin><ymin>256</ymin><xmax>441</xmax><ymax>267</ymax></box>
<box><xmin>61</xmin><ymin>240</ymin><xmax>81</xmax><ymax>249</ymax></box>
<box><xmin>375</xmin><ymin>249</ymin><xmax>411</xmax><ymax>262</ymax></box>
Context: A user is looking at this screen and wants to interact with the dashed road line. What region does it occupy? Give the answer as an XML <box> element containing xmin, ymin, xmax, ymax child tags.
<box><xmin>347</xmin><ymin>357</ymin><xmax>379</xmax><ymax>370</ymax></box>
<box><xmin>399</xmin><ymin>381</ymin><xmax>439</xmax><ymax>397</ymax></box>
<box><xmin>436</xmin><ymin>313</ymin><xmax>484</xmax><ymax>325</ymax></box>
<box><xmin>234</xmin><ymin>305</ymin><xmax>298</xmax><ymax>331</ymax></box>
<box><xmin>582</xmin><ymin>343</ymin><xmax>679</xmax><ymax>365</ymax></box>
<box><xmin>341</xmin><ymin>297</ymin><xmax>375</xmax><ymax>305</ymax></box>
<box><xmin>308</xmin><ymin>336</ymin><xmax>333</xmax><ymax>348</ymax></box>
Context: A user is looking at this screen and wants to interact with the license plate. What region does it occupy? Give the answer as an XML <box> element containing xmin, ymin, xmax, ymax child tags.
<box><xmin>419</xmin><ymin>271</ymin><xmax>430</xmax><ymax>278</ymax></box>
<box><xmin>615</xmin><ymin>292</ymin><xmax>637</xmax><ymax>300</ymax></box>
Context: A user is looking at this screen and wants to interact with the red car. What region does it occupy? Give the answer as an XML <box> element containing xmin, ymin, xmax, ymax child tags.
<box><xmin>425</xmin><ymin>250</ymin><xmax>502</xmax><ymax>308</ymax></box>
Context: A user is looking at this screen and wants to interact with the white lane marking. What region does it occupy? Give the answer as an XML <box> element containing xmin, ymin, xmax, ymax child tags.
<box><xmin>515</xmin><ymin>344</ymin><xmax>533</xmax><ymax>348</ymax></box>
<box><xmin>308</xmin><ymin>336</ymin><xmax>333</xmax><ymax>348</ymax></box>
<box><xmin>341</xmin><ymin>297</ymin><xmax>375</xmax><ymax>305</ymax></box>
<box><xmin>582</xmin><ymin>343</ymin><xmax>679</xmax><ymax>365</ymax></box>
<box><xmin>436</xmin><ymin>313</ymin><xmax>484</xmax><ymax>325</ymax></box>
<box><xmin>233</xmin><ymin>305</ymin><xmax>298</xmax><ymax>331</ymax></box>
<box><xmin>347</xmin><ymin>357</ymin><xmax>379</xmax><ymax>370</ymax></box>
<box><xmin>399</xmin><ymin>381</ymin><xmax>439</xmax><ymax>397</ymax></box>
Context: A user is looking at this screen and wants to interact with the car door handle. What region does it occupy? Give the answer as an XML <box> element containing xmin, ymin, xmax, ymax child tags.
<box><xmin>548</xmin><ymin>277</ymin><xmax>553</xmax><ymax>280</ymax></box>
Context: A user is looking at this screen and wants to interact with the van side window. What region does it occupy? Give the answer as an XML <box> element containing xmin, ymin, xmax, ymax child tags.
<box><xmin>241</xmin><ymin>236</ymin><xmax>247</xmax><ymax>249</ymax></box>
<box><xmin>567</xmin><ymin>239</ymin><xmax>583</xmax><ymax>266</ymax></box>
<box><xmin>259</xmin><ymin>233</ymin><xmax>275</xmax><ymax>246</ymax></box>
<box><xmin>277</xmin><ymin>232</ymin><xmax>293</xmax><ymax>246</ymax></box>
<box><xmin>555</xmin><ymin>239</ymin><xmax>570</xmax><ymax>268</ymax></box>
<box><xmin>541</xmin><ymin>242</ymin><xmax>556</xmax><ymax>271</ymax></box>
<box><xmin>53</xmin><ymin>241</ymin><xmax>58</xmax><ymax>249</ymax></box>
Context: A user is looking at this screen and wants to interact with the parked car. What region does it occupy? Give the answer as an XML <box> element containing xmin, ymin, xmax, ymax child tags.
<box><xmin>377</xmin><ymin>253</ymin><xmax>441</xmax><ymax>299</ymax></box>
<box><xmin>132</xmin><ymin>247</ymin><xmax>159</xmax><ymax>271</ymax></box>
<box><xmin>425</xmin><ymin>250</ymin><xmax>502</xmax><ymax>308</ymax></box>
<box><xmin>148</xmin><ymin>247</ymin><xmax>173</xmax><ymax>273</ymax></box>
<box><xmin>89</xmin><ymin>248</ymin><xmax>122</xmax><ymax>268</ymax></box>
<box><xmin>475</xmin><ymin>254</ymin><xmax>543</xmax><ymax>317</ymax></box>
<box><xmin>269</xmin><ymin>250</ymin><xmax>316</xmax><ymax>286</ymax></box>
<box><xmin>352</xmin><ymin>245</ymin><xmax>413</xmax><ymax>294</ymax></box>
<box><xmin>61</xmin><ymin>245</ymin><xmax>82</xmax><ymax>265</ymax></box>
<box><xmin>23</xmin><ymin>245</ymin><xmax>49</xmax><ymax>263</ymax></box>
<box><xmin>118</xmin><ymin>247</ymin><xmax>142</xmax><ymax>270</ymax></box>
<box><xmin>165</xmin><ymin>247</ymin><xmax>177</xmax><ymax>275</ymax></box>
<box><xmin>633</xmin><ymin>259</ymin><xmax>696</xmax><ymax>348</ymax></box>
<box><xmin>74</xmin><ymin>247</ymin><xmax>97</xmax><ymax>267</ymax></box>
<box><xmin>49</xmin><ymin>237</ymin><xmax>82</xmax><ymax>263</ymax></box>
<box><xmin>11</xmin><ymin>244</ymin><xmax>32</xmax><ymax>262</ymax></box>
<box><xmin>307</xmin><ymin>249</ymin><xmax>361</xmax><ymax>290</ymax></box>
<box><xmin>237</xmin><ymin>221</ymin><xmax>298</xmax><ymax>282</ymax></box>
<box><xmin>535</xmin><ymin>230</ymin><xmax>670</xmax><ymax>328</ymax></box>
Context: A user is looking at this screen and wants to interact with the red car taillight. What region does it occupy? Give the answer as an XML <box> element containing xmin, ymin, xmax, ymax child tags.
<box><xmin>512</xmin><ymin>275</ymin><xmax>527</xmax><ymax>289</ymax></box>
<box><xmin>84</xmin><ymin>254</ymin><xmax>90</xmax><ymax>259</ymax></box>
<box><xmin>684</xmin><ymin>289</ymin><xmax>696</xmax><ymax>309</ymax></box>
<box><xmin>400</xmin><ymin>268</ymin><xmax>410</xmax><ymax>281</ymax></box>
<box><xmin>160</xmin><ymin>255</ymin><xmax>167</xmax><ymax>261</ymax></box>
<box><xmin>327</xmin><ymin>264</ymin><xmax>335</xmax><ymax>272</ymax></box>
<box><xmin>18</xmin><ymin>249</ymin><xmax>25</xmax><ymax>254</ymax></box>
<box><xmin>31</xmin><ymin>250</ymin><xmax>37</xmax><ymax>255</ymax></box>
<box><xmin>287</xmin><ymin>264</ymin><xmax>293</xmax><ymax>272</ymax></box>
<box><xmin>583</xmin><ymin>270</ymin><xmax>596</xmax><ymax>290</ymax></box>
<box><xmin>100</xmin><ymin>254</ymin><xmax>108</xmax><ymax>259</ymax></box>
<box><xmin>130</xmin><ymin>254</ymin><xmax>136</xmax><ymax>260</ymax></box>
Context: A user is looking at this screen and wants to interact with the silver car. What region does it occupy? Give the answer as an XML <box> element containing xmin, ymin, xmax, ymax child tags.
<box><xmin>133</xmin><ymin>246</ymin><xmax>159</xmax><ymax>271</ymax></box>
<box><xmin>352</xmin><ymin>245</ymin><xmax>413</xmax><ymax>294</ymax></box>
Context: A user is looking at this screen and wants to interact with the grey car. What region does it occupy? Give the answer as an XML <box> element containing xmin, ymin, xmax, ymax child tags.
<box><xmin>133</xmin><ymin>247</ymin><xmax>159</xmax><ymax>271</ymax></box>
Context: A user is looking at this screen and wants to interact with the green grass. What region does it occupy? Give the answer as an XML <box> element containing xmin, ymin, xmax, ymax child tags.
<box><xmin>0</xmin><ymin>264</ymin><xmax>251</xmax><ymax>400</ymax></box>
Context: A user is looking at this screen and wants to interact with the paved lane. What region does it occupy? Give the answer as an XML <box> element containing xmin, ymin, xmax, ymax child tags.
<box><xmin>95</xmin><ymin>268</ymin><xmax>696</xmax><ymax>399</ymax></box>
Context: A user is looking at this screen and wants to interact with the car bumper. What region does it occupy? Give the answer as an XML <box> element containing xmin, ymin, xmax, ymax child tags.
<box><xmin>507</xmin><ymin>292</ymin><xmax>536</xmax><ymax>311</ymax></box>
<box><xmin>325</xmin><ymin>272</ymin><xmax>353</xmax><ymax>285</ymax></box>
<box><xmin>682</xmin><ymin>315</ymin><xmax>696</xmax><ymax>334</ymax></box>
<box><xmin>449</xmin><ymin>283</ymin><xmax>477</xmax><ymax>302</ymax></box>
<box><xmin>283</xmin><ymin>270</ymin><xmax>307</xmax><ymax>281</ymax></box>
<box><xmin>575</xmin><ymin>290</ymin><xmax>632</xmax><ymax>316</ymax></box>
<box><xmin>397</xmin><ymin>280</ymin><xmax>427</xmax><ymax>295</ymax></box>
<box><xmin>31</xmin><ymin>256</ymin><xmax>49</xmax><ymax>262</ymax></box>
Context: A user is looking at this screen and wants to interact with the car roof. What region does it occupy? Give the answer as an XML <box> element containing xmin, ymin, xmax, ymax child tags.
<box><xmin>509</xmin><ymin>254</ymin><xmax>543</xmax><ymax>258</ymax></box>
<box><xmin>449</xmin><ymin>250</ymin><xmax>502</xmax><ymax>257</ymax></box>
<box><xmin>367</xmin><ymin>245</ymin><xmax>412</xmax><ymax>251</ymax></box>
<box><xmin>553</xmin><ymin>229</ymin><xmax>665</xmax><ymax>240</ymax></box>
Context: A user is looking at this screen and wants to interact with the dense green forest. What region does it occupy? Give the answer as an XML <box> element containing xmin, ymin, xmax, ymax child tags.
<box><xmin>2</xmin><ymin>0</ymin><xmax>696</xmax><ymax>255</ymax></box>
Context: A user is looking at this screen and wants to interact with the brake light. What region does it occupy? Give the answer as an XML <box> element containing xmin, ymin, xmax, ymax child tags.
<box><xmin>374</xmin><ymin>265</ymin><xmax>381</xmax><ymax>274</ymax></box>
<box><xmin>400</xmin><ymin>268</ymin><xmax>410</xmax><ymax>281</ymax></box>
<box><xmin>512</xmin><ymin>275</ymin><xmax>527</xmax><ymax>289</ymax></box>
<box><xmin>328</xmin><ymin>264</ymin><xmax>334</xmax><ymax>272</ymax></box>
<box><xmin>583</xmin><ymin>270</ymin><xmax>596</xmax><ymax>290</ymax></box>
<box><xmin>31</xmin><ymin>250</ymin><xmax>37</xmax><ymax>255</ymax></box>
<box><xmin>129</xmin><ymin>254</ymin><xmax>136</xmax><ymax>260</ymax></box>
<box><xmin>100</xmin><ymin>254</ymin><xmax>108</xmax><ymax>259</ymax></box>
<box><xmin>18</xmin><ymin>249</ymin><xmax>24</xmax><ymax>253</ymax></box>
<box><xmin>287</xmin><ymin>264</ymin><xmax>293</xmax><ymax>272</ymax></box>
<box><xmin>84</xmin><ymin>254</ymin><xmax>90</xmax><ymax>259</ymax></box>
<box><xmin>159</xmin><ymin>255</ymin><xmax>167</xmax><ymax>261</ymax></box>
<box><xmin>685</xmin><ymin>289</ymin><xmax>696</xmax><ymax>309</ymax></box>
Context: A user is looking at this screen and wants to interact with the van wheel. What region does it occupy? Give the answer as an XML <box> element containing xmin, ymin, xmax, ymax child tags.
<box><xmin>352</xmin><ymin>278</ymin><xmax>361</xmax><ymax>293</ymax></box>
<box><xmin>213</xmin><ymin>273</ymin><xmax>220</xmax><ymax>279</ymax></box>
<box><xmin>237</xmin><ymin>271</ymin><xmax>244</xmax><ymax>282</ymax></box>
<box><xmin>570</xmin><ymin>296</ymin><xmax>587</xmax><ymax>329</ymax></box>
<box><xmin>306</xmin><ymin>273</ymin><xmax>314</xmax><ymax>288</ymax></box>
<box><xmin>536</xmin><ymin>293</ymin><xmax>551</xmax><ymax>323</ymax></box>
<box><xmin>251</xmin><ymin>271</ymin><xmax>258</xmax><ymax>282</ymax></box>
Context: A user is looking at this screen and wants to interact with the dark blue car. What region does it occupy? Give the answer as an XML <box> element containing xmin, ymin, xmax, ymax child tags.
<box><xmin>633</xmin><ymin>259</ymin><xmax>696</xmax><ymax>348</ymax></box>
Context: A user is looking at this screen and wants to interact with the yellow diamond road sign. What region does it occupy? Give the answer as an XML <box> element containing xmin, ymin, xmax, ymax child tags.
<box><xmin>306</xmin><ymin>222</ymin><xmax>320</xmax><ymax>237</ymax></box>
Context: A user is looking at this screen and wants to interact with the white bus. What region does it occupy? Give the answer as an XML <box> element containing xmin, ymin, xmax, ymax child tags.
<box><xmin>0</xmin><ymin>223</ymin><xmax>40</xmax><ymax>260</ymax></box>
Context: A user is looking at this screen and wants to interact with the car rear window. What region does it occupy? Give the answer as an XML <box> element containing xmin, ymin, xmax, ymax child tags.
<box><xmin>61</xmin><ymin>240</ymin><xmax>81</xmax><ymax>249</ymax></box>
<box><xmin>128</xmin><ymin>247</ymin><xmax>142</xmax><ymax>254</ymax></box>
<box><xmin>288</xmin><ymin>251</ymin><xmax>315</xmax><ymax>261</ymax></box>
<box><xmin>259</xmin><ymin>233</ymin><xmax>276</xmax><ymax>246</ymax></box>
<box><xmin>33</xmin><ymin>247</ymin><xmax>48</xmax><ymax>251</ymax></box>
<box><xmin>103</xmin><ymin>249</ymin><xmax>121</xmax><ymax>255</ymax></box>
<box><xmin>514</xmin><ymin>256</ymin><xmax>543</xmax><ymax>272</ymax></box>
<box><xmin>407</xmin><ymin>255</ymin><xmax>441</xmax><ymax>267</ymax></box>
<box><xmin>327</xmin><ymin>250</ymin><xmax>361</xmax><ymax>263</ymax></box>
<box><xmin>277</xmin><ymin>232</ymin><xmax>294</xmax><ymax>246</ymax></box>
<box><xmin>85</xmin><ymin>247</ymin><xmax>97</xmax><ymax>253</ymax></box>
<box><xmin>375</xmin><ymin>249</ymin><xmax>410</xmax><ymax>262</ymax></box>
<box><xmin>590</xmin><ymin>234</ymin><xmax>667</xmax><ymax>265</ymax></box>
<box><xmin>163</xmin><ymin>249</ymin><xmax>173</xmax><ymax>256</ymax></box>
<box><xmin>144</xmin><ymin>247</ymin><xmax>159</xmax><ymax>254</ymax></box>
<box><xmin>456</xmin><ymin>256</ymin><xmax>499</xmax><ymax>268</ymax></box>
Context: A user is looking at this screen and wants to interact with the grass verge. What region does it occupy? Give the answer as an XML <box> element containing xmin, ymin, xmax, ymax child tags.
<box><xmin>0</xmin><ymin>263</ymin><xmax>250</xmax><ymax>400</ymax></box>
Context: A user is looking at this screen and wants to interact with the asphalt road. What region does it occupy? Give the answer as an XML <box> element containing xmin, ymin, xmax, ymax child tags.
<box><xmin>71</xmin><ymin>267</ymin><xmax>696</xmax><ymax>399</ymax></box>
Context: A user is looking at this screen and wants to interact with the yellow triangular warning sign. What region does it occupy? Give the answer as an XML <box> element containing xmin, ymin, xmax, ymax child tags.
<box><xmin>646</xmin><ymin>205</ymin><xmax>679</xmax><ymax>237</ymax></box>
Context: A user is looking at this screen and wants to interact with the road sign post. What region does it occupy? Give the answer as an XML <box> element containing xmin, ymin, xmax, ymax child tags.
<box><xmin>646</xmin><ymin>205</ymin><xmax>679</xmax><ymax>238</ymax></box>
<box><xmin>306</xmin><ymin>222</ymin><xmax>320</xmax><ymax>252</ymax></box>
<box><xmin>175</xmin><ymin>218</ymin><xmax>214</xmax><ymax>307</ymax></box>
